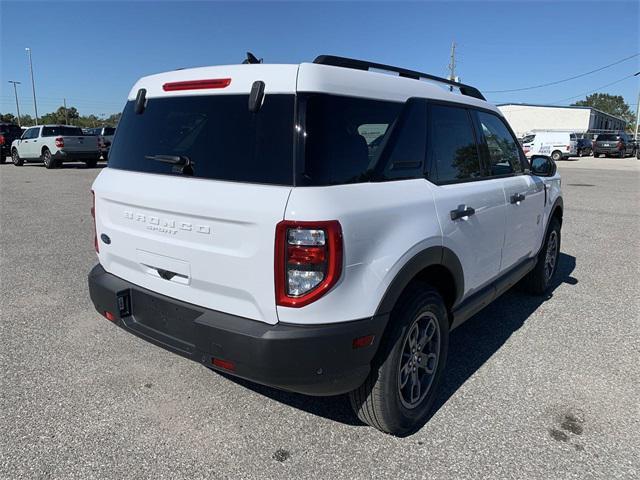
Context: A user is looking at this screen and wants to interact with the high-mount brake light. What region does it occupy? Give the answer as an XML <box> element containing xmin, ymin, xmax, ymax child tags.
<box><xmin>275</xmin><ymin>220</ymin><xmax>343</xmax><ymax>308</ymax></box>
<box><xmin>91</xmin><ymin>190</ymin><xmax>99</xmax><ymax>253</ymax></box>
<box><xmin>162</xmin><ymin>78</ymin><xmax>232</xmax><ymax>91</ymax></box>
<box><xmin>55</xmin><ymin>137</ymin><xmax>64</xmax><ymax>148</ymax></box>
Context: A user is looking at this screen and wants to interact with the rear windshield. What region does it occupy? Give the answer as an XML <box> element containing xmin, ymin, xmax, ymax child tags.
<box><xmin>42</xmin><ymin>126</ymin><xmax>84</xmax><ymax>137</ymax></box>
<box><xmin>103</xmin><ymin>127</ymin><xmax>116</xmax><ymax>136</ymax></box>
<box><xmin>107</xmin><ymin>95</ymin><xmax>295</xmax><ymax>185</ymax></box>
<box><xmin>0</xmin><ymin>124</ymin><xmax>22</xmax><ymax>136</ymax></box>
<box><xmin>597</xmin><ymin>134</ymin><xmax>618</xmax><ymax>141</ymax></box>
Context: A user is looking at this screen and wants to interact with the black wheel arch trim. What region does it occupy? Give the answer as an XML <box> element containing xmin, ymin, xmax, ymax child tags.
<box><xmin>375</xmin><ymin>246</ymin><xmax>464</xmax><ymax>318</ymax></box>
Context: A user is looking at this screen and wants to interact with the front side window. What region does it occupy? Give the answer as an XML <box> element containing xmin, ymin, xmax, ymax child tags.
<box><xmin>428</xmin><ymin>105</ymin><xmax>481</xmax><ymax>183</ymax></box>
<box><xmin>477</xmin><ymin>111</ymin><xmax>522</xmax><ymax>175</ymax></box>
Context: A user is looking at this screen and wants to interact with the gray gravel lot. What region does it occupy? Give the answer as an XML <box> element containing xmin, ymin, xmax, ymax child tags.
<box><xmin>1</xmin><ymin>157</ymin><xmax>639</xmax><ymax>479</ymax></box>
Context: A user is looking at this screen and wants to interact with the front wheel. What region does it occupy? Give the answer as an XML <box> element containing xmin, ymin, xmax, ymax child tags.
<box><xmin>349</xmin><ymin>284</ymin><xmax>449</xmax><ymax>435</ymax></box>
<box><xmin>551</xmin><ymin>150</ymin><xmax>562</xmax><ymax>162</ymax></box>
<box><xmin>12</xmin><ymin>148</ymin><xmax>24</xmax><ymax>166</ymax></box>
<box><xmin>521</xmin><ymin>218</ymin><xmax>561</xmax><ymax>295</ymax></box>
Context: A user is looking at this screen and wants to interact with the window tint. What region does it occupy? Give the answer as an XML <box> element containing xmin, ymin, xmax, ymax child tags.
<box><xmin>302</xmin><ymin>94</ymin><xmax>402</xmax><ymax>185</ymax></box>
<box><xmin>379</xmin><ymin>99</ymin><xmax>427</xmax><ymax>180</ymax></box>
<box><xmin>521</xmin><ymin>134</ymin><xmax>536</xmax><ymax>144</ymax></box>
<box><xmin>477</xmin><ymin>111</ymin><xmax>522</xmax><ymax>175</ymax></box>
<box><xmin>0</xmin><ymin>124</ymin><xmax>21</xmax><ymax>136</ymax></box>
<box><xmin>108</xmin><ymin>95</ymin><xmax>295</xmax><ymax>185</ymax></box>
<box><xmin>103</xmin><ymin>127</ymin><xmax>116</xmax><ymax>136</ymax></box>
<box><xmin>597</xmin><ymin>134</ymin><xmax>617</xmax><ymax>141</ymax></box>
<box><xmin>24</xmin><ymin>128</ymin><xmax>38</xmax><ymax>139</ymax></box>
<box><xmin>42</xmin><ymin>126</ymin><xmax>84</xmax><ymax>137</ymax></box>
<box><xmin>429</xmin><ymin>105</ymin><xmax>481</xmax><ymax>183</ymax></box>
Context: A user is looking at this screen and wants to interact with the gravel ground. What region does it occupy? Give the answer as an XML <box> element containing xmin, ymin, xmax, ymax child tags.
<box><xmin>1</xmin><ymin>157</ymin><xmax>638</xmax><ymax>479</ymax></box>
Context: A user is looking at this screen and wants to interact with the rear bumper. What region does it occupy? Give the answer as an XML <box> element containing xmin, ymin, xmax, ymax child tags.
<box><xmin>593</xmin><ymin>146</ymin><xmax>622</xmax><ymax>155</ymax></box>
<box><xmin>54</xmin><ymin>150</ymin><xmax>100</xmax><ymax>161</ymax></box>
<box><xmin>88</xmin><ymin>264</ymin><xmax>388</xmax><ymax>396</ymax></box>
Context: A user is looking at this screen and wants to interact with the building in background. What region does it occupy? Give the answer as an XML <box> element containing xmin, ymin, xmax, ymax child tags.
<box><xmin>497</xmin><ymin>103</ymin><xmax>627</xmax><ymax>139</ymax></box>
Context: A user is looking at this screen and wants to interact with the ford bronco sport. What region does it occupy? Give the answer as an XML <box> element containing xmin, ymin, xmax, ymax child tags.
<box><xmin>88</xmin><ymin>55</ymin><xmax>563</xmax><ymax>435</ymax></box>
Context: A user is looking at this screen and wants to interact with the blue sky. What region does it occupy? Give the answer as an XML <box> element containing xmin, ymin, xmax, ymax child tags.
<box><xmin>1</xmin><ymin>1</ymin><xmax>638</xmax><ymax>118</ymax></box>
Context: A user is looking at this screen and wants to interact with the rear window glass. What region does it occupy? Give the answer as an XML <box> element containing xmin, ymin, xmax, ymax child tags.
<box><xmin>103</xmin><ymin>127</ymin><xmax>116</xmax><ymax>136</ymax></box>
<box><xmin>597</xmin><ymin>134</ymin><xmax>617</xmax><ymax>141</ymax></box>
<box><xmin>42</xmin><ymin>126</ymin><xmax>84</xmax><ymax>137</ymax></box>
<box><xmin>107</xmin><ymin>95</ymin><xmax>295</xmax><ymax>185</ymax></box>
<box><xmin>0</xmin><ymin>124</ymin><xmax>22</xmax><ymax>136</ymax></box>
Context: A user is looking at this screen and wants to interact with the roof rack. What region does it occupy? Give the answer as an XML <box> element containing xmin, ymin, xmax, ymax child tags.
<box><xmin>313</xmin><ymin>55</ymin><xmax>486</xmax><ymax>101</ymax></box>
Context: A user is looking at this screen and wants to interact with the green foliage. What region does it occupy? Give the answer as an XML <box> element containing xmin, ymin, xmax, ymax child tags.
<box><xmin>572</xmin><ymin>93</ymin><xmax>636</xmax><ymax>130</ymax></box>
<box><xmin>0</xmin><ymin>106</ymin><xmax>121</xmax><ymax>128</ymax></box>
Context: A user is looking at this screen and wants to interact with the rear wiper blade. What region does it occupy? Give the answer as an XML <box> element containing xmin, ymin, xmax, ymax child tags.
<box><xmin>144</xmin><ymin>154</ymin><xmax>191</xmax><ymax>165</ymax></box>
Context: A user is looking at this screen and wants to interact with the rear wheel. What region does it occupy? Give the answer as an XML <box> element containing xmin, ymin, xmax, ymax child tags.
<box><xmin>551</xmin><ymin>150</ymin><xmax>562</xmax><ymax>162</ymax></box>
<box><xmin>349</xmin><ymin>284</ymin><xmax>449</xmax><ymax>436</ymax></box>
<box><xmin>521</xmin><ymin>217</ymin><xmax>561</xmax><ymax>295</ymax></box>
<box><xmin>12</xmin><ymin>148</ymin><xmax>23</xmax><ymax>166</ymax></box>
<box><xmin>42</xmin><ymin>148</ymin><xmax>56</xmax><ymax>169</ymax></box>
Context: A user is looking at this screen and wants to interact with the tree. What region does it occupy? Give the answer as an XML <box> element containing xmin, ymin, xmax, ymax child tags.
<box><xmin>572</xmin><ymin>93</ymin><xmax>636</xmax><ymax>130</ymax></box>
<box><xmin>0</xmin><ymin>113</ymin><xmax>16</xmax><ymax>123</ymax></box>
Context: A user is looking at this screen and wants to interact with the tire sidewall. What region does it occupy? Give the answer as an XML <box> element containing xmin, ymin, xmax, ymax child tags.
<box><xmin>375</xmin><ymin>289</ymin><xmax>449</xmax><ymax>434</ymax></box>
<box><xmin>551</xmin><ymin>150</ymin><xmax>562</xmax><ymax>162</ymax></box>
<box><xmin>42</xmin><ymin>149</ymin><xmax>53</xmax><ymax>168</ymax></box>
<box><xmin>12</xmin><ymin>149</ymin><xmax>23</xmax><ymax>166</ymax></box>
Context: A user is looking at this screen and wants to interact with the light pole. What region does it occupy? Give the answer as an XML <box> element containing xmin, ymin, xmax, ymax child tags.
<box><xmin>8</xmin><ymin>81</ymin><xmax>22</xmax><ymax>127</ymax></box>
<box><xmin>25</xmin><ymin>47</ymin><xmax>38</xmax><ymax>124</ymax></box>
<box><xmin>634</xmin><ymin>71</ymin><xmax>640</xmax><ymax>139</ymax></box>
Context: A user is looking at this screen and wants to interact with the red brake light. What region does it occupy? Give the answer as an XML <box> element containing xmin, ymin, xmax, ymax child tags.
<box><xmin>104</xmin><ymin>311</ymin><xmax>116</xmax><ymax>322</ymax></box>
<box><xmin>162</xmin><ymin>78</ymin><xmax>231</xmax><ymax>91</ymax></box>
<box><xmin>212</xmin><ymin>358</ymin><xmax>236</xmax><ymax>371</ymax></box>
<box><xmin>352</xmin><ymin>335</ymin><xmax>375</xmax><ymax>349</ymax></box>
<box><xmin>275</xmin><ymin>220</ymin><xmax>343</xmax><ymax>308</ymax></box>
<box><xmin>91</xmin><ymin>190</ymin><xmax>99</xmax><ymax>253</ymax></box>
<box><xmin>55</xmin><ymin>137</ymin><xmax>64</xmax><ymax>148</ymax></box>
<box><xmin>0</xmin><ymin>134</ymin><xmax>5</xmax><ymax>145</ymax></box>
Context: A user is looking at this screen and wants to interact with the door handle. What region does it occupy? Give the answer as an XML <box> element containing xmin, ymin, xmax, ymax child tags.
<box><xmin>510</xmin><ymin>193</ymin><xmax>526</xmax><ymax>204</ymax></box>
<box><xmin>450</xmin><ymin>205</ymin><xmax>476</xmax><ymax>220</ymax></box>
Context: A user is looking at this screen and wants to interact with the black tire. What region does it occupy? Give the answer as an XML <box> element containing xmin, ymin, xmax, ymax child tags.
<box><xmin>349</xmin><ymin>284</ymin><xmax>449</xmax><ymax>436</ymax></box>
<box><xmin>85</xmin><ymin>158</ymin><xmax>98</xmax><ymax>168</ymax></box>
<box><xmin>12</xmin><ymin>148</ymin><xmax>23</xmax><ymax>166</ymax></box>
<box><xmin>0</xmin><ymin>152</ymin><xmax>6</xmax><ymax>164</ymax></box>
<box><xmin>593</xmin><ymin>152</ymin><xmax>599</xmax><ymax>158</ymax></box>
<box><xmin>577</xmin><ymin>148</ymin><xmax>583</xmax><ymax>157</ymax></box>
<box><xmin>551</xmin><ymin>150</ymin><xmax>562</xmax><ymax>162</ymax></box>
<box><xmin>521</xmin><ymin>217</ymin><xmax>561</xmax><ymax>295</ymax></box>
<box><xmin>42</xmin><ymin>148</ymin><xmax>56</xmax><ymax>169</ymax></box>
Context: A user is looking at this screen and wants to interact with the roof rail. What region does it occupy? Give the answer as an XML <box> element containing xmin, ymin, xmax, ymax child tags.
<box><xmin>313</xmin><ymin>55</ymin><xmax>486</xmax><ymax>101</ymax></box>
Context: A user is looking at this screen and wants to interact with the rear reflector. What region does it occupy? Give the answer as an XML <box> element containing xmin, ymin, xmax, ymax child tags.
<box><xmin>352</xmin><ymin>335</ymin><xmax>375</xmax><ymax>349</ymax></box>
<box><xmin>212</xmin><ymin>358</ymin><xmax>236</xmax><ymax>371</ymax></box>
<box><xmin>162</xmin><ymin>78</ymin><xmax>231</xmax><ymax>91</ymax></box>
<box><xmin>104</xmin><ymin>311</ymin><xmax>116</xmax><ymax>321</ymax></box>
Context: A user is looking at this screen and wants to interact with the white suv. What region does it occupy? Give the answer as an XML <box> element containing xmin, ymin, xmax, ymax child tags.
<box><xmin>88</xmin><ymin>56</ymin><xmax>563</xmax><ymax>435</ymax></box>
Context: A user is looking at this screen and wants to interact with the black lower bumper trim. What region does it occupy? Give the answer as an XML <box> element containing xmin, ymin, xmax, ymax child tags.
<box><xmin>88</xmin><ymin>264</ymin><xmax>388</xmax><ymax>396</ymax></box>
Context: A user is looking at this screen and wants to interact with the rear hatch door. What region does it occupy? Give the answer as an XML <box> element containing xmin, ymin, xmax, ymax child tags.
<box><xmin>92</xmin><ymin>65</ymin><xmax>298</xmax><ymax>325</ymax></box>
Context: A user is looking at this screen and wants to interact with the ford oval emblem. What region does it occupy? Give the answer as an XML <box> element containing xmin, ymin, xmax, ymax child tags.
<box><xmin>100</xmin><ymin>233</ymin><xmax>111</xmax><ymax>245</ymax></box>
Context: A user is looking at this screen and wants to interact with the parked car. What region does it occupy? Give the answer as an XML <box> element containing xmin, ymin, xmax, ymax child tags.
<box><xmin>0</xmin><ymin>122</ymin><xmax>23</xmax><ymax>163</ymax></box>
<box><xmin>85</xmin><ymin>126</ymin><xmax>116</xmax><ymax>159</ymax></box>
<box><xmin>593</xmin><ymin>132</ymin><xmax>635</xmax><ymax>158</ymax></box>
<box><xmin>10</xmin><ymin>125</ymin><xmax>100</xmax><ymax>168</ymax></box>
<box><xmin>87</xmin><ymin>55</ymin><xmax>563</xmax><ymax>435</ymax></box>
<box><xmin>574</xmin><ymin>138</ymin><xmax>593</xmax><ymax>157</ymax></box>
<box><xmin>520</xmin><ymin>131</ymin><xmax>577</xmax><ymax>161</ymax></box>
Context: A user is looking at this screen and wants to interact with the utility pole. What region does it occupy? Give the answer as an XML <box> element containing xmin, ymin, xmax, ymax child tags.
<box><xmin>8</xmin><ymin>81</ymin><xmax>22</xmax><ymax>127</ymax></box>
<box><xmin>448</xmin><ymin>41</ymin><xmax>457</xmax><ymax>91</ymax></box>
<box><xmin>634</xmin><ymin>71</ymin><xmax>640</xmax><ymax>139</ymax></box>
<box><xmin>25</xmin><ymin>47</ymin><xmax>39</xmax><ymax>124</ymax></box>
<box><xmin>63</xmin><ymin>98</ymin><xmax>69</xmax><ymax>125</ymax></box>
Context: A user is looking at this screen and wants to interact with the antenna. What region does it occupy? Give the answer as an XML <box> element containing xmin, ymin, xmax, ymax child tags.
<box><xmin>448</xmin><ymin>41</ymin><xmax>457</xmax><ymax>91</ymax></box>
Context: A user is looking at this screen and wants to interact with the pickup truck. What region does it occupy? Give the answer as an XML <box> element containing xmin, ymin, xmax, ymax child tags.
<box><xmin>11</xmin><ymin>125</ymin><xmax>101</xmax><ymax>168</ymax></box>
<box><xmin>0</xmin><ymin>122</ymin><xmax>23</xmax><ymax>163</ymax></box>
<box><xmin>85</xmin><ymin>126</ymin><xmax>116</xmax><ymax>159</ymax></box>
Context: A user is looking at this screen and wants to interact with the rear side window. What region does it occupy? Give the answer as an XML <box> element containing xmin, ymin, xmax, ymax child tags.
<box><xmin>477</xmin><ymin>111</ymin><xmax>522</xmax><ymax>175</ymax></box>
<box><xmin>107</xmin><ymin>95</ymin><xmax>295</xmax><ymax>185</ymax></box>
<box><xmin>42</xmin><ymin>126</ymin><xmax>84</xmax><ymax>137</ymax></box>
<box><xmin>428</xmin><ymin>105</ymin><xmax>481</xmax><ymax>183</ymax></box>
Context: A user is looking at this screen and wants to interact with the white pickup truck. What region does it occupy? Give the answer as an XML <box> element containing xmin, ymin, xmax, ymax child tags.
<box><xmin>11</xmin><ymin>125</ymin><xmax>101</xmax><ymax>169</ymax></box>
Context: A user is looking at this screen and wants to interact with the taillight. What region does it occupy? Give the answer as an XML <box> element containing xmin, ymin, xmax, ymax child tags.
<box><xmin>55</xmin><ymin>137</ymin><xmax>64</xmax><ymax>148</ymax></box>
<box><xmin>91</xmin><ymin>190</ymin><xmax>99</xmax><ymax>253</ymax></box>
<box><xmin>0</xmin><ymin>135</ymin><xmax>5</xmax><ymax>145</ymax></box>
<box><xmin>162</xmin><ymin>78</ymin><xmax>231</xmax><ymax>91</ymax></box>
<box><xmin>275</xmin><ymin>220</ymin><xmax>343</xmax><ymax>307</ymax></box>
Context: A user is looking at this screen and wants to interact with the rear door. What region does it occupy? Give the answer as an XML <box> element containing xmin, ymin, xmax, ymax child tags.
<box><xmin>92</xmin><ymin>90</ymin><xmax>296</xmax><ymax>325</ymax></box>
<box><xmin>474</xmin><ymin>110</ymin><xmax>545</xmax><ymax>271</ymax></box>
<box><xmin>428</xmin><ymin>103</ymin><xmax>506</xmax><ymax>296</ymax></box>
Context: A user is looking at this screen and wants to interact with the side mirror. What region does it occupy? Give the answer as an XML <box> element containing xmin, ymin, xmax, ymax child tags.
<box><xmin>530</xmin><ymin>155</ymin><xmax>557</xmax><ymax>177</ymax></box>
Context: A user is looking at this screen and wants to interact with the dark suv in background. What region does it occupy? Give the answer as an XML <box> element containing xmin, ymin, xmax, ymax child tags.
<box><xmin>575</xmin><ymin>138</ymin><xmax>593</xmax><ymax>157</ymax></box>
<box><xmin>593</xmin><ymin>132</ymin><xmax>636</xmax><ymax>158</ymax></box>
<box><xmin>0</xmin><ymin>123</ymin><xmax>23</xmax><ymax>163</ymax></box>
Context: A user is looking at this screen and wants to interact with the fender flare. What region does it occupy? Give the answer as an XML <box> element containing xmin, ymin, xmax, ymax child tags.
<box><xmin>375</xmin><ymin>246</ymin><xmax>464</xmax><ymax>316</ymax></box>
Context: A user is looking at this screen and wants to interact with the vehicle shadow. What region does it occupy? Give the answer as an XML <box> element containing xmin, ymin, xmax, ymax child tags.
<box><xmin>19</xmin><ymin>162</ymin><xmax>107</xmax><ymax>170</ymax></box>
<box><xmin>215</xmin><ymin>253</ymin><xmax>577</xmax><ymax>429</ymax></box>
